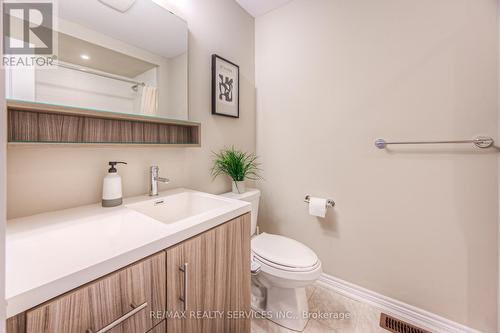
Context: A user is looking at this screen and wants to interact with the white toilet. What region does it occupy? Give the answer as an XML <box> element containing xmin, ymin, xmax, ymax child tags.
<box><xmin>221</xmin><ymin>189</ymin><xmax>322</xmax><ymax>332</ymax></box>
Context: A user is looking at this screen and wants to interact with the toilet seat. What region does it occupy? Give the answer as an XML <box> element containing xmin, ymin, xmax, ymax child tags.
<box><xmin>251</xmin><ymin>233</ymin><xmax>318</xmax><ymax>269</ymax></box>
<box><xmin>252</xmin><ymin>252</ymin><xmax>322</xmax><ymax>283</ymax></box>
<box><xmin>252</xmin><ymin>252</ymin><xmax>320</xmax><ymax>272</ymax></box>
<box><xmin>251</xmin><ymin>233</ymin><xmax>322</xmax><ymax>284</ymax></box>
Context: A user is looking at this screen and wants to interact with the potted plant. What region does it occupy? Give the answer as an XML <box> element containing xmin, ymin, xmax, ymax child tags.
<box><xmin>211</xmin><ymin>147</ymin><xmax>262</xmax><ymax>194</ymax></box>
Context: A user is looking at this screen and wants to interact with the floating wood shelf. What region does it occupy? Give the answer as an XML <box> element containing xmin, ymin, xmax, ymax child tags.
<box><xmin>7</xmin><ymin>100</ymin><xmax>201</xmax><ymax>147</ymax></box>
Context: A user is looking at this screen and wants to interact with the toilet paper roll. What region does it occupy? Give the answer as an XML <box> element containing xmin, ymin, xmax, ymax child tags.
<box><xmin>309</xmin><ymin>197</ymin><xmax>327</xmax><ymax>218</ymax></box>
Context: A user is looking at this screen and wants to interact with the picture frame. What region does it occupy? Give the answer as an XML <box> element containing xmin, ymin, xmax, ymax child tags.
<box><xmin>212</xmin><ymin>54</ymin><xmax>240</xmax><ymax>118</ymax></box>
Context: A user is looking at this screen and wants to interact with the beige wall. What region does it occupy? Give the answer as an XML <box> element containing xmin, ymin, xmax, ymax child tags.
<box><xmin>255</xmin><ymin>0</ymin><xmax>498</xmax><ymax>332</ymax></box>
<box><xmin>6</xmin><ymin>0</ymin><xmax>255</xmax><ymax>219</ymax></box>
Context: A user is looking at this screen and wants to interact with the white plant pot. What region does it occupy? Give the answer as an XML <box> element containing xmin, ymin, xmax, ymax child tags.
<box><xmin>232</xmin><ymin>181</ymin><xmax>246</xmax><ymax>194</ymax></box>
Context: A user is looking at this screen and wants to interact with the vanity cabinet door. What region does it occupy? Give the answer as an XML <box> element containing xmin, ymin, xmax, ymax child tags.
<box><xmin>26</xmin><ymin>252</ymin><xmax>166</xmax><ymax>333</ymax></box>
<box><xmin>6</xmin><ymin>313</ymin><xmax>25</xmax><ymax>333</ymax></box>
<box><xmin>166</xmin><ymin>213</ymin><xmax>251</xmax><ymax>333</ymax></box>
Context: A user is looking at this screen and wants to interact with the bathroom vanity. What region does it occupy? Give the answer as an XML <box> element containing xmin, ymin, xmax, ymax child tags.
<box><xmin>5</xmin><ymin>189</ymin><xmax>251</xmax><ymax>333</ymax></box>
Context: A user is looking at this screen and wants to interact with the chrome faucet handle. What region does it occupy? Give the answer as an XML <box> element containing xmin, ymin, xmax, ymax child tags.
<box><xmin>149</xmin><ymin>166</ymin><xmax>169</xmax><ymax>196</ymax></box>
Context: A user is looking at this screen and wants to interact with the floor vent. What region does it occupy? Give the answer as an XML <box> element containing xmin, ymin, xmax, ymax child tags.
<box><xmin>380</xmin><ymin>313</ymin><xmax>431</xmax><ymax>333</ymax></box>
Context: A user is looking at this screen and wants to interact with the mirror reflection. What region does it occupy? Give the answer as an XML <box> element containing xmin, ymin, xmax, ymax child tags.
<box><xmin>5</xmin><ymin>0</ymin><xmax>189</xmax><ymax>120</ymax></box>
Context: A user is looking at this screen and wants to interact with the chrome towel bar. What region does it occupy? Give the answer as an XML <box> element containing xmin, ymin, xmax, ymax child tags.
<box><xmin>374</xmin><ymin>136</ymin><xmax>494</xmax><ymax>149</ymax></box>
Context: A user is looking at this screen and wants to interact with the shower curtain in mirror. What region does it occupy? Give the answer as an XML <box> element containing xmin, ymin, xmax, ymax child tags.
<box><xmin>140</xmin><ymin>85</ymin><xmax>158</xmax><ymax>115</ymax></box>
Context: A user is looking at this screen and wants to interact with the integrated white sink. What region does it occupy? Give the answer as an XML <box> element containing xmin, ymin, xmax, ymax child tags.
<box><xmin>127</xmin><ymin>191</ymin><xmax>233</xmax><ymax>225</ymax></box>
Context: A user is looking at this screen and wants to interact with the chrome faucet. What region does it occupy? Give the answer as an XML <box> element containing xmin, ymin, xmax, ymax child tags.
<box><xmin>150</xmin><ymin>166</ymin><xmax>170</xmax><ymax>196</ymax></box>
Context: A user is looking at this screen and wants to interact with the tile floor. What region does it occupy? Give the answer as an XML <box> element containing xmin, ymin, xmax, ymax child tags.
<box><xmin>251</xmin><ymin>284</ymin><xmax>388</xmax><ymax>333</ymax></box>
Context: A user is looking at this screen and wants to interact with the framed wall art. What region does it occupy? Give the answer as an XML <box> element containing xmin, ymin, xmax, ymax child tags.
<box><xmin>212</xmin><ymin>54</ymin><xmax>239</xmax><ymax>118</ymax></box>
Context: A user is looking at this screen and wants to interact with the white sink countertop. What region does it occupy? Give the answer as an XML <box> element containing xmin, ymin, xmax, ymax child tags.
<box><xmin>6</xmin><ymin>188</ymin><xmax>251</xmax><ymax>317</ymax></box>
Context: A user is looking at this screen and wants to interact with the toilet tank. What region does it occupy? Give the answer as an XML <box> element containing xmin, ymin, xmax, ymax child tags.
<box><xmin>220</xmin><ymin>189</ymin><xmax>260</xmax><ymax>235</ymax></box>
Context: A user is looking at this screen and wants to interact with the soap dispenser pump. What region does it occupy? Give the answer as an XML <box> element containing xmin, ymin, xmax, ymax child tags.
<box><xmin>102</xmin><ymin>161</ymin><xmax>127</xmax><ymax>207</ymax></box>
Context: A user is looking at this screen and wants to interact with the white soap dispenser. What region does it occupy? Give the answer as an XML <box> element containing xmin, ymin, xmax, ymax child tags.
<box><xmin>102</xmin><ymin>161</ymin><xmax>127</xmax><ymax>207</ymax></box>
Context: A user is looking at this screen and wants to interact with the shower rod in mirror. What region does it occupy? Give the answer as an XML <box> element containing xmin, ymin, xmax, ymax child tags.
<box><xmin>56</xmin><ymin>62</ymin><xmax>146</xmax><ymax>91</ymax></box>
<box><xmin>374</xmin><ymin>136</ymin><xmax>494</xmax><ymax>149</ymax></box>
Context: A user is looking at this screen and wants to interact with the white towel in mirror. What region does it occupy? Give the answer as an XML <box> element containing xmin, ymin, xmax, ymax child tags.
<box><xmin>140</xmin><ymin>86</ymin><xmax>158</xmax><ymax>115</ymax></box>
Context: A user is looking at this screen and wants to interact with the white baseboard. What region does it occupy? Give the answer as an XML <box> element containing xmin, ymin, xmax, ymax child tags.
<box><xmin>317</xmin><ymin>274</ymin><xmax>481</xmax><ymax>333</ymax></box>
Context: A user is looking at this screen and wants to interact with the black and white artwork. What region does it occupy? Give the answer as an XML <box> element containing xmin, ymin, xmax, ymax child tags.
<box><xmin>212</xmin><ymin>54</ymin><xmax>239</xmax><ymax>118</ymax></box>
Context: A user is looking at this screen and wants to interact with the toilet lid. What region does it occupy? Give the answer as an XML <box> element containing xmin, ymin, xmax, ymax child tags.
<box><xmin>251</xmin><ymin>233</ymin><xmax>318</xmax><ymax>269</ymax></box>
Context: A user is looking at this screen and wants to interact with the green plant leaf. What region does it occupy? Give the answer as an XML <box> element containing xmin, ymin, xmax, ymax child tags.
<box><xmin>211</xmin><ymin>147</ymin><xmax>262</xmax><ymax>182</ymax></box>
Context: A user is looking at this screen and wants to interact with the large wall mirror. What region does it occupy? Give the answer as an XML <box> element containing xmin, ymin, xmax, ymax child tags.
<box><xmin>6</xmin><ymin>0</ymin><xmax>189</xmax><ymax>121</ymax></box>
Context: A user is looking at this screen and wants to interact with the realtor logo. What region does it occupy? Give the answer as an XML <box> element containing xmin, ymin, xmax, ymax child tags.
<box><xmin>2</xmin><ymin>1</ymin><xmax>56</xmax><ymax>68</ymax></box>
<box><xmin>3</xmin><ymin>2</ymin><xmax>53</xmax><ymax>55</ymax></box>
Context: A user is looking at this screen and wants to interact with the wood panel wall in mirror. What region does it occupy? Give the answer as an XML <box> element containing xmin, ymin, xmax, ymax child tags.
<box><xmin>5</xmin><ymin>0</ymin><xmax>189</xmax><ymax>123</ymax></box>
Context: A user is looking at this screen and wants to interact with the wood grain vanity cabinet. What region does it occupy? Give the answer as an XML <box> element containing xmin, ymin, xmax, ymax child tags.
<box><xmin>147</xmin><ymin>321</ymin><xmax>166</xmax><ymax>333</ymax></box>
<box><xmin>166</xmin><ymin>213</ymin><xmax>251</xmax><ymax>333</ymax></box>
<box><xmin>6</xmin><ymin>213</ymin><xmax>251</xmax><ymax>333</ymax></box>
<box><xmin>6</xmin><ymin>313</ymin><xmax>25</xmax><ymax>333</ymax></box>
<box><xmin>26</xmin><ymin>252</ymin><xmax>166</xmax><ymax>333</ymax></box>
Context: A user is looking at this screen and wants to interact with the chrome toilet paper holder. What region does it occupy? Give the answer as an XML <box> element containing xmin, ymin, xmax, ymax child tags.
<box><xmin>304</xmin><ymin>195</ymin><xmax>335</xmax><ymax>208</ymax></box>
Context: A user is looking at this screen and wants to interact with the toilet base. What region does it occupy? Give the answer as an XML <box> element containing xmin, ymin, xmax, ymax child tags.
<box><xmin>252</xmin><ymin>281</ymin><xmax>309</xmax><ymax>332</ymax></box>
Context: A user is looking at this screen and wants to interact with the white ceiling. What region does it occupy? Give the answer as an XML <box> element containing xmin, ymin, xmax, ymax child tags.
<box><xmin>58</xmin><ymin>0</ymin><xmax>187</xmax><ymax>58</ymax></box>
<box><xmin>58</xmin><ymin>33</ymin><xmax>156</xmax><ymax>78</ymax></box>
<box><xmin>235</xmin><ymin>0</ymin><xmax>293</xmax><ymax>17</ymax></box>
